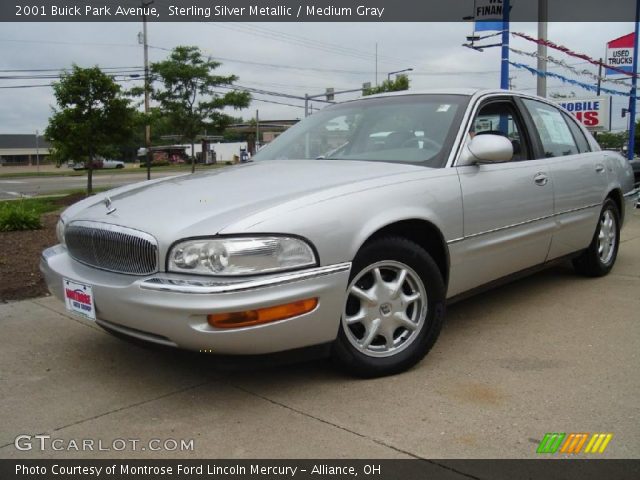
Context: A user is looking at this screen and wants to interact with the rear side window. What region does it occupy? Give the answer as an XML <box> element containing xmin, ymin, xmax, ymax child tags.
<box><xmin>522</xmin><ymin>99</ymin><xmax>580</xmax><ymax>158</ymax></box>
<box><xmin>562</xmin><ymin>112</ymin><xmax>592</xmax><ymax>153</ymax></box>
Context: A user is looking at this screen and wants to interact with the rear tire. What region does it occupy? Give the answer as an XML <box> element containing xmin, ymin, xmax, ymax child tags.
<box><xmin>332</xmin><ymin>236</ymin><xmax>446</xmax><ymax>378</ymax></box>
<box><xmin>572</xmin><ymin>199</ymin><xmax>620</xmax><ymax>277</ymax></box>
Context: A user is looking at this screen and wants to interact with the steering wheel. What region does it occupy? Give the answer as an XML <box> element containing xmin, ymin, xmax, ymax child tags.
<box><xmin>418</xmin><ymin>137</ymin><xmax>442</xmax><ymax>150</ymax></box>
<box><xmin>401</xmin><ymin>136</ymin><xmax>421</xmax><ymax>148</ymax></box>
<box><xmin>401</xmin><ymin>137</ymin><xmax>441</xmax><ymax>150</ymax></box>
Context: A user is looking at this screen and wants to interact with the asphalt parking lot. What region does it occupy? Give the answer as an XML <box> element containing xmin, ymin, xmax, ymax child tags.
<box><xmin>1</xmin><ymin>209</ymin><xmax>638</xmax><ymax>460</ymax></box>
<box><xmin>0</xmin><ymin>171</ymin><xmax>181</xmax><ymax>199</ymax></box>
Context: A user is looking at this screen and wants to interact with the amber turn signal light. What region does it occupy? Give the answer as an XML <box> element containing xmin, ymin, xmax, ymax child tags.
<box><xmin>207</xmin><ymin>298</ymin><xmax>318</xmax><ymax>328</ymax></box>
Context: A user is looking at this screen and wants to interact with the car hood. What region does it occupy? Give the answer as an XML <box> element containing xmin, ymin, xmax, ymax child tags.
<box><xmin>63</xmin><ymin>160</ymin><xmax>425</xmax><ymax>242</ymax></box>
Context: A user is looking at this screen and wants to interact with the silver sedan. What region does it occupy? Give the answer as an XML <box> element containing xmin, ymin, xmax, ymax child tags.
<box><xmin>41</xmin><ymin>89</ymin><xmax>638</xmax><ymax>377</ymax></box>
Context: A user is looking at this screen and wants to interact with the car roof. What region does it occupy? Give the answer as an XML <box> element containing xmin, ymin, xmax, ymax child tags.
<box><xmin>344</xmin><ymin>88</ymin><xmax>542</xmax><ymax>103</ymax></box>
<box><xmin>361</xmin><ymin>88</ymin><xmax>481</xmax><ymax>99</ymax></box>
<box><xmin>338</xmin><ymin>88</ymin><xmax>554</xmax><ymax>108</ymax></box>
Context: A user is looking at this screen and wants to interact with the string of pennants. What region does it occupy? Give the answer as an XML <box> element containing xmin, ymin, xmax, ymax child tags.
<box><xmin>468</xmin><ymin>27</ymin><xmax>636</xmax><ymax>96</ymax></box>
<box><xmin>512</xmin><ymin>31</ymin><xmax>635</xmax><ymax>78</ymax></box>
<box><xmin>508</xmin><ymin>61</ymin><xmax>631</xmax><ymax>97</ymax></box>
<box><xmin>508</xmin><ymin>47</ymin><xmax>632</xmax><ymax>87</ymax></box>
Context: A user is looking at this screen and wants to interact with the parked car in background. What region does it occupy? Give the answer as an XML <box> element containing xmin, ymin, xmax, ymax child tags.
<box><xmin>42</xmin><ymin>89</ymin><xmax>638</xmax><ymax>377</ymax></box>
<box><xmin>72</xmin><ymin>159</ymin><xmax>125</xmax><ymax>170</ymax></box>
<box><xmin>72</xmin><ymin>160</ymin><xmax>101</xmax><ymax>171</ymax></box>
<box><xmin>630</xmin><ymin>157</ymin><xmax>640</xmax><ymax>183</ymax></box>
<box><xmin>102</xmin><ymin>159</ymin><xmax>125</xmax><ymax>169</ymax></box>
<box><xmin>630</xmin><ymin>157</ymin><xmax>640</xmax><ymax>207</ymax></box>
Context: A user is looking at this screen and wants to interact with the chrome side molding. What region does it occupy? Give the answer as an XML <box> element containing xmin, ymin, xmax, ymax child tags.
<box><xmin>139</xmin><ymin>263</ymin><xmax>352</xmax><ymax>294</ymax></box>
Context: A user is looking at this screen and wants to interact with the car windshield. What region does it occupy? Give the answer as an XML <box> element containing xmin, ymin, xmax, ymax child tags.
<box><xmin>253</xmin><ymin>94</ymin><xmax>469</xmax><ymax>167</ymax></box>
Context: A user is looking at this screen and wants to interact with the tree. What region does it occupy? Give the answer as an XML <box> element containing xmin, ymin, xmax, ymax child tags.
<box><xmin>150</xmin><ymin>46</ymin><xmax>251</xmax><ymax>172</ymax></box>
<box><xmin>596</xmin><ymin>130</ymin><xmax>627</xmax><ymax>151</ymax></box>
<box><xmin>363</xmin><ymin>74</ymin><xmax>410</xmax><ymax>96</ymax></box>
<box><xmin>46</xmin><ymin>66</ymin><xmax>136</xmax><ymax>194</ymax></box>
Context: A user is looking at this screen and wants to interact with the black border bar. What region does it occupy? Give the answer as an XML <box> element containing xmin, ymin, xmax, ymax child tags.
<box><xmin>2</xmin><ymin>0</ymin><xmax>639</xmax><ymax>22</ymax></box>
<box><xmin>2</xmin><ymin>459</ymin><xmax>640</xmax><ymax>480</ymax></box>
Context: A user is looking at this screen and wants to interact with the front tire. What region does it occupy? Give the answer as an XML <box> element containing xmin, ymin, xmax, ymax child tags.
<box><xmin>572</xmin><ymin>199</ymin><xmax>620</xmax><ymax>277</ymax></box>
<box><xmin>332</xmin><ymin>236</ymin><xmax>446</xmax><ymax>377</ymax></box>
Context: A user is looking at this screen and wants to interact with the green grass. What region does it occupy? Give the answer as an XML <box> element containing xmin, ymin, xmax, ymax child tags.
<box><xmin>0</xmin><ymin>197</ymin><xmax>61</xmax><ymax>231</ymax></box>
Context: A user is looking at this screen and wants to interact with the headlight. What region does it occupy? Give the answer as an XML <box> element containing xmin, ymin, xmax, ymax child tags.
<box><xmin>56</xmin><ymin>218</ymin><xmax>66</xmax><ymax>246</ymax></box>
<box><xmin>168</xmin><ymin>236</ymin><xmax>317</xmax><ymax>276</ymax></box>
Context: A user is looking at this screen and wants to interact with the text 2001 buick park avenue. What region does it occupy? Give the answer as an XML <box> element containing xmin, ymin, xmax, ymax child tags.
<box><xmin>42</xmin><ymin>89</ymin><xmax>638</xmax><ymax>377</ymax></box>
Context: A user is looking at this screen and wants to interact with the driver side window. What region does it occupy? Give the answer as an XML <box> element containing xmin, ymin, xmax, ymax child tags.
<box><xmin>471</xmin><ymin>101</ymin><xmax>531</xmax><ymax>161</ymax></box>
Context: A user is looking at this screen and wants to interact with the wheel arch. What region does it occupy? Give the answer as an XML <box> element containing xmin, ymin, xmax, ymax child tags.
<box><xmin>606</xmin><ymin>187</ymin><xmax>624</xmax><ymax>223</ymax></box>
<box><xmin>357</xmin><ymin>219</ymin><xmax>450</xmax><ymax>289</ymax></box>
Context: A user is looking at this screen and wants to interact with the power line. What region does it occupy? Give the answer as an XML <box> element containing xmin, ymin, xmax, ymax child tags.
<box><xmin>0</xmin><ymin>70</ymin><xmax>144</xmax><ymax>80</ymax></box>
<box><xmin>0</xmin><ymin>66</ymin><xmax>144</xmax><ymax>73</ymax></box>
<box><xmin>0</xmin><ymin>78</ymin><xmax>144</xmax><ymax>89</ymax></box>
<box><xmin>206</xmin><ymin>22</ymin><xmax>410</xmax><ymax>67</ymax></box>
<box><xmin>0</xmin><ymin>38</ymin><xmax>143</xmax><ymax>49</ymax></box>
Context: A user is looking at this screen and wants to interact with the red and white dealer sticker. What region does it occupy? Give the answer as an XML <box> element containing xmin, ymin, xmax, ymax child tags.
<box><xmin>63</xmin><ymin>278</ymin><xmax>96</xmax><ymax>320</ymax></box>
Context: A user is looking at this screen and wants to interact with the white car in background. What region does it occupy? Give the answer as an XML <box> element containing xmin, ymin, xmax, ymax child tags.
<box><xmin>102</xmin><ymin>160</ymin><xmax>125</xmax><ymax>169</ymax></box>
<box><xmin>72</xmin><ymin>159</ymin><xmax>125</xmax><ymax>170</ymax></box>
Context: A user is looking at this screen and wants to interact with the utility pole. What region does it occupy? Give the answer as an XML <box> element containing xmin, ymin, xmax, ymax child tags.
<box><xmin>628</xmin><ymin>0</ymin><xmax>639</xmax><ymax>160</ymax></box>
<box><xmin>536</xmin><ymin>0</ymin><xmax>548</xmax><ymax>97</ymax></box>
<box><xmin>375</xmin><ymin>42</ymin><xmax>378</xmax><ymax>86</ymax></box>
<box><xmin>35</xmin><ymin>130</ymin><xmax>40</xmax><ymax>174</ymax></box>
<box><xmin>596</xmin><ymin>59</ymin><xmax>603</xmax><ymax>95</ymax></box>
<box><xmin>500</xmin><ymin>0</ymin><xmax>511</xmax><ymax>90</ymax></box>
<box><xmin>141</xmin><ymin>0</ymin><xmax>153</xmax><ymax>180</ymax></box>
<box><xmin>255</xmin><ymin>109</ymin><xmax>260</xmax><ymax>154</ymax></box>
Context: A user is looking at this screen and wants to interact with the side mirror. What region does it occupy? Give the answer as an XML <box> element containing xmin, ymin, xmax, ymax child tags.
<box><xmin>460</xmin><ymin>134</ymin><xmax>514</xmax><ymax>165</ymax></box>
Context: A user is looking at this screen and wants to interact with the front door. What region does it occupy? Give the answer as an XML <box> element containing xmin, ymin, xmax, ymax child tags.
<box><xmin>448</xmin><ymin>98</ymin><xmax>555</xmax><ymax>297</ymax></box>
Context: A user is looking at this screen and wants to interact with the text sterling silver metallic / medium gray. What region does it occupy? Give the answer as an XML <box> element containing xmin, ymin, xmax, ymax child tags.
<box><xmin>41</xmin><ymin>89</ymin><xmax>639</xmax><ymax>377</ymax></box>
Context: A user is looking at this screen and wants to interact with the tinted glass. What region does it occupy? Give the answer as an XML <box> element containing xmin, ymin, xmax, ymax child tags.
<box><xmin>522</xmin><ymin>99</ymin><xmax>580</xmax><ymax>158</ymax></box>
<box><xmin>562</xmin><ymin>112</ymin><xmax>592</xmax><ymax>153</ymax></box>
<box><xmin>253</xmin><ymin>95</ymin><xmax>469</xmax><ymax>167</ymax></box>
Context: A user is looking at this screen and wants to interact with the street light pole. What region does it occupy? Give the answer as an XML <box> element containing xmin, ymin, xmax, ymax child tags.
<box><xmin>387</xmin><ymin>68</ymin><xmax>413</xmax><ymax>81</ymax></box>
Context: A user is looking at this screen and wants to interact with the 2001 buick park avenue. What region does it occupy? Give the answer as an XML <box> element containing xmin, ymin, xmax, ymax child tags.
<box><xmin>42</xmin><ymin>89</ymin><xmax>638</xmax><ymax>377</ymax></box>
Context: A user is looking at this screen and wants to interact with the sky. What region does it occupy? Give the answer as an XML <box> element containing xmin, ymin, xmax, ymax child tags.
<box><xmin>0</xmin><ymin>20</ymin><xmax>636</xmax><ymax>135</ymax></box>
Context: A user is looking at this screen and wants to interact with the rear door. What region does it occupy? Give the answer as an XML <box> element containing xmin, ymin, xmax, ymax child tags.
<box><xmin>448</xmin><ymin>96</ymin><xmax>555</xmax><ymax>297</ymax></box>
<box><xmin>520</xmin><ymin>98</ymin><xmax>607</xmax><ymax>259</ymax></box>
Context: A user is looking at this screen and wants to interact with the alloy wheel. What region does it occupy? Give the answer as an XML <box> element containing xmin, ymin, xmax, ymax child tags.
<box><xmin>342</xmin><ymin>261</ymin><xmax>427</xmax><ymax>358</ymax></box>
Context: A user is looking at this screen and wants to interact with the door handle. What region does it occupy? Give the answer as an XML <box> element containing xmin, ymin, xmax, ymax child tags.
<box><xmin>595</xmin><ymin>164</ymin><xmax>605</xmax><ymax>173</ymax></box>
<box><xmin>534</xmin><ymin>172</ymin><xmax>548</xmax><ymax>186</ymax></box>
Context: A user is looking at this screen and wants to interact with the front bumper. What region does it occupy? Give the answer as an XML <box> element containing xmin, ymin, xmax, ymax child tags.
<box><xmin>40</xmin><ymin>245</ymin><xmax>351</xmax><ymax>354</ymax></box>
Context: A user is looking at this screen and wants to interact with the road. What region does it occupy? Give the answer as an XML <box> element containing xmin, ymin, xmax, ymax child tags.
<box><xmin>1</xmin><ymin>210</ymin><xmax>638</xmax><ymax>461</ymax></box>
<box><xmin>0</xmin><ymin>172</ymin><xmax>182</xmax><ymax>199</ymax></box>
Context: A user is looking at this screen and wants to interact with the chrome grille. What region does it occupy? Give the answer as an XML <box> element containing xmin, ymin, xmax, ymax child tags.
<box><xmin>65</xmin><ymin>221</ymin><xmax>158</xmax><ymax>275</ymax></box>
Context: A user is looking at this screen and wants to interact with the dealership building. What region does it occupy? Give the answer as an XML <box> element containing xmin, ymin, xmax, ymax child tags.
<box><xmin>0</xmin><ymin>134</ymin><xmax>51</xmax><ymax>166</ymax></box>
